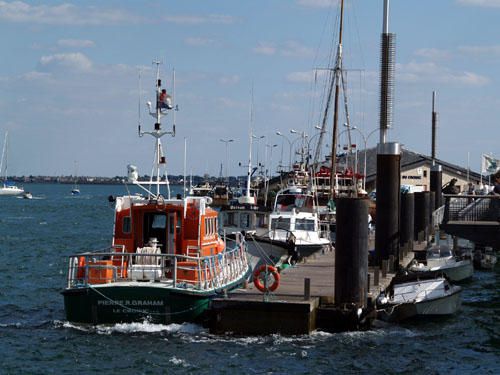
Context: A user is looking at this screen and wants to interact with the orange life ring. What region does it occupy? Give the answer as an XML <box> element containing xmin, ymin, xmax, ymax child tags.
<box><xmin>253</xmin><ymin>264</ymin><xmax>280</xmax><ymax>292</ymax></box>
<box><xmin>76</xmin><ymin>256</ymin><xmax>86</xmax><ymax>279</ymax></box>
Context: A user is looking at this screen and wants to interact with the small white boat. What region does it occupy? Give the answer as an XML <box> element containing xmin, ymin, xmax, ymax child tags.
<box><xmin>409</xmin><ymin>244</ymin><xmax>473</xmax><ymax>282</ymax></box>
<box><xmin>377</xmin><ymin>272</ymin><xmax>462</xmax><ymax>322</ymax></box>
<box><xmin>474</xmin><ymin>247</ymin><xmax>497</xmax><ymax>270</ymax></box>
<box><xmin>22</xmin><ymin>192</ymin><xmax>33</xmax><ymax>199</ymax></box>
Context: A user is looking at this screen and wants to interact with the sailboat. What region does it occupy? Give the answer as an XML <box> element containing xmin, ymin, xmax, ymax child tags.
<box><xmin>61</xmin><ymin>62</ymin><xmax>249</xmax><ymax>324</ymax></box>
<box><xmin>0</xmin><ymin>131</ymin><xmax>24</xmax><ymax>196</ymax></box>
<box><xmin>71</xmin><ymin>161</ymin><xmax>80</xmax><ymax>195</ymax></box>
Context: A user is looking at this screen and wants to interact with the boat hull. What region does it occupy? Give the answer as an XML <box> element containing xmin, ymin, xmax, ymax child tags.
<box><xmin>414</xmin><ymin>288</ymin><xmax>462</xmax><ymax>315</ymax></box>
<box><xmin>437</xmin><ymin>261</ymin><xmax>473</xmax><ymax>282</ymax></box>
<box><xmin>62</xmin><ymin>285</ymin><xmax>218</xmax><ymax>325</ymax></box>
<box><xmin>0</xmin><ymin>187</ymin><xmax>24</xmax><ymax>196</ymax></box>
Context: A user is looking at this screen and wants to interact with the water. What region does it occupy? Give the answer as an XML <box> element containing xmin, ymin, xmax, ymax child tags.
<box><xmin>1</xmin><ymin>183</ymin><xmax>498</xmax><ymax>374</ymax></box>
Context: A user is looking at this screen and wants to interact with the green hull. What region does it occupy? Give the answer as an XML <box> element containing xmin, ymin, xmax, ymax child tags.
<box><xmin>62</xmin><ymin>285</ymin><xmax>215</xmax><ymax>324</ymax></box>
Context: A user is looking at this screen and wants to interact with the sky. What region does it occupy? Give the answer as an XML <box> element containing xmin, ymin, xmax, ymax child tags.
<box><xmin>0</xmin><ymin>0</ymin><xmax>499</xmax><ymax>178</ymax></box>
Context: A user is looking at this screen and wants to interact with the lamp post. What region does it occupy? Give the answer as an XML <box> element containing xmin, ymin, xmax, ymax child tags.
<box><xmin>290</xmin><ymin>129</ymin><xmax>309</xmax><ymax>166</ymax></box>
<box><xmin>264</xmin><ymin>143</ymin><xmax>278</xmax><ymax>207</ymax></box>
<box><xmin>252</xmin><ymin>134</ymin><xmax>265</xmax><ymax>175</ymax></box>
<box><xmin>276</xmin><ymin>131</ymin><xmax>293</xmax><ymax>171</ymax></box>
<box><xmin>220</xmin><ymin>138</ymin><xmax>234</xmax><ymax>184</ymax></box>
<box><xmin>342</xmin><ymin>125</ymin><xmax>379</xmax><ymax>190</ymax></box>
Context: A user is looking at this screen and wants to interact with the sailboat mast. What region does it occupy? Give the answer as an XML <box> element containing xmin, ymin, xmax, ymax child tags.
<box><xmin>329</xmin><ymin>0</ymin><xmax>345</xmax><ymax>198</ymax></box>
<box><xmin>0</xmin><ymin>131</ymin><xmax>7</xmax><ymax>179</ymax></box>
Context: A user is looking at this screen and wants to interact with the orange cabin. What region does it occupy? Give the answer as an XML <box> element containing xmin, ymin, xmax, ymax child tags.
<box><xmin>112</xmin><ymin>197</ymin><xmax>223</xmax><ymax>259</ymax></box>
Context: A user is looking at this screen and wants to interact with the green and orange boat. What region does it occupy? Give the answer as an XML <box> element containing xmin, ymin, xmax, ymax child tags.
<box><xmin>62</xmin><ymin>63</ymin><xmax>249</xmax><ymax>324</ymax></box>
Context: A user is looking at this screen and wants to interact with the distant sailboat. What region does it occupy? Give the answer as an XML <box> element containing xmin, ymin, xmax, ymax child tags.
<box><xmin>0</xmin><ymin>131</ymin><xmax>24</xmax><ymax>196</ymax></box>
<box><xmin>71</xmin><ymin>161</ymin><xmax>80</xmax><ymax>195</ymax></box>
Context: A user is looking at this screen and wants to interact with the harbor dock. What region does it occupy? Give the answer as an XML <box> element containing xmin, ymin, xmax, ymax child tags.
<box><xmin>209</xmin><ymin>242</ymin><xmax>423</xmax><ymax>335</ymax></box>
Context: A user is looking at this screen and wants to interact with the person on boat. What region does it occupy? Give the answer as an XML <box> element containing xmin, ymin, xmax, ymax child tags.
<box><xmin>286</xmin><ymin>233</ymin><xmax>299</xmax><ymax>265</ymax></box>
<box><xmin>159</xmin><ymin>89</ymin><xmax>173</xmax><ymax>110</ymax></box>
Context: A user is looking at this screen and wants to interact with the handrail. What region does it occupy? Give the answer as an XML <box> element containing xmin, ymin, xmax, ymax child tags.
<box><xmin>442</xmin><ymin>194</ymin><xmax>500</xmax><ymax>223</ymax></box>
<box><xmin>66</xmin><ymin>238</ymin><xmax>248</xmax><ymax>291</ymax></box>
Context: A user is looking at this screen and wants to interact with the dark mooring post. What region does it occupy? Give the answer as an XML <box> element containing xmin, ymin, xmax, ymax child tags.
<box><xmin>400</xmin><ymin>192</ymin><xmax>415</xmax><ymax>256</ymax></box>
<box><xmin>375</xmin><ymin>0</ymin><xmax>400</xmax><ymax>268</ymax></box>
<box><xmin>430</xmin><ymin>165</ymin><xmax>442</xmax><ymax>208</ymax></box>
<box><xmin>375</xmin><ymin>143</ymin><xmax>401</xmax><ymax>266</ymax></box>
<box><xmin>335</xmin><ymin>198</ymin><xmax>369</xmax><ymax>308</ymax></box>
<box><xmin>430</xmin><ymin>91</ymin><xmax>443</xmax><ymax>209</ymax></box>
<box><xmin>414</xmin><ymin>191</ymin><xmax>430</xmax><ymax>243</ymax></box>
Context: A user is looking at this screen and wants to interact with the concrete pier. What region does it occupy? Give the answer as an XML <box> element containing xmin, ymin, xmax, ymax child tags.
<box><xmin>209</xmin><ymin>243</ymin><xmax>420</xmax><ymax>335</ymax></box>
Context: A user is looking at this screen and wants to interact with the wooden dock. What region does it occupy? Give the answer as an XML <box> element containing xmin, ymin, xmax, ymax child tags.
<box><xmin>209</xmin><ymin>242</ymin><xmax>425</xmax><ymax>335</ymax></box>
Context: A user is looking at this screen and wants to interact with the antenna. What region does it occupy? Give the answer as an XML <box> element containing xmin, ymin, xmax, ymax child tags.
<box><xmin>138</xmin><ymin>68</ymin><xmax>142</xmax><ymax>136</ymax></box>
<box><xmin>172</xmin><ymin>68</ymin><xmax>176</xmax><ymax>136</ymax></box>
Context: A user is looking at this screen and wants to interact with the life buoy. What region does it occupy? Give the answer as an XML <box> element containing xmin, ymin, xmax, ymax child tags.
<box><xmin>253</xmin><ymin>264</ymin><xmax>280</xmax><ymax>292</ymax></box>
<box><xmin>76</xmin><ymin>256</ymin><xmax>86</xmax><ymax>279</ymax></box>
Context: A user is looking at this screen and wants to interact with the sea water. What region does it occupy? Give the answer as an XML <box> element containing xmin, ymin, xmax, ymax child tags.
<box><xmin>0</xmin><ymin>183</ymin><xmax>498</xmax><ymax>374</ymax></box>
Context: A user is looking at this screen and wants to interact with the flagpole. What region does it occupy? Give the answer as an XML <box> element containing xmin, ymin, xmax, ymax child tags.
<box><xmin>467</xmin><ymin>151</ymin><xmax>470</xmax><ymax>183</ymax></box>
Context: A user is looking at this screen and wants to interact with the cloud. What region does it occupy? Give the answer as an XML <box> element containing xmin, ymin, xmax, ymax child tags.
<box><xmin>281</xmin><ymin>41</ymin><xmax>314</xmax><ymax>58</ymax></box>
<box><xmin>253</xmin><ymin>41</ymin><xmax>313</xmax><ymax>58</ymax></box>
<box><xmin>297</xmin><ymin>0</ymin><xmax>338</xmax><ymax>8</ymax></box>
<box><xmin>286</xmin><ymin>69</ymin><xmax>329</xmax><ymax>83</ymax></box>
<box><xmin>163</xmin><ymin>14</ymin><xmax>235</xmax><ymax>25</ymax></box>
<box><xmin>39</xmin><ymin>53</ymin><xmax>93</xmax><ymax>73</ymax></box>
<box><xmin>414</xmin><ymin>48</ymin><xmax>451</xmax><ymax>60</ymax></box>
<box><xmin>286</xmin><ymin>71</ymin><xmax>315</xmax><ymax>83</ymax></box>
<box><xmin>184</xmin><ymin>37</ymin><xmax>215</xmax><ymax>47</ymax></box>
<box><xmin>457</xmin><ymin>45</ymin><xmax>500</xmax><ymax>57</ymax></box>
<box><xmin>57</xmin><ymin>39</ymin><xmax>95</xmax><ymax>48</ymax></box>
<box><xmin>456</xmin><ymin>0</ymin><xmax>500</xmax><ymax>7</ymax></box>
<box><xmin>253</xmin><ymin>42</ymin><xmax>276</xmax><ymax>56</ymax></box>
<box><xmin>0</xmin><ymin>1</ymin><xmax>143</xmax><ymax>25</ymax></box>
<box><xmin>397</xmin><ymin>61</ymin><xmax>489</xmax><ymax>86</ymax></box>
<box><xmin>218</xmin><ymin>75</ymin><xmax>240</xmax><ymax>85</ymax></box>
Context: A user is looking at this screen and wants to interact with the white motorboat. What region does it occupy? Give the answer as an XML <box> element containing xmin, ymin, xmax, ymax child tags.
<box><xmin>0</xmin><ymin>131</ymin><xmax>24</xmax><ymax>196</ymax></box>
<box><xmin>249</xmin><ymin>185</ymin><xmax>331</xmax><ymax>265</ymax></box>
<box><xmin>408</xmin><ymin>244</ymin><xmax>474</xmax><ymax>282</ymax></box>
<box><xmin>22</xmin><ymin>192</ymin><xmax>33</xmax><ymax>199</ymax></box>
<box><xmin>377</xmin><ymin>272</ymin><xmax>462</xmax><ymax>322</ymax></box>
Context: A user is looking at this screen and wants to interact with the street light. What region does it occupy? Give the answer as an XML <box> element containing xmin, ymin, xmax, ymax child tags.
<box><xmin>252</xmin><ymin>134</ymin><xmax>265</xmax><ymax>174</ymax></box>
<box><xmin>343</xmin><ymin>125</ymin><xmax>379</xmax><ymax>190</ymax></box>
<box><xmin>264</xmin><ymin>143</ymin><xmax>278</xmax><ymax>207</ymax></box>
<box><xmin>276</xmin><ymin>131</ymin><xmax>292</xmax><ymax>171</ymax></box>
<box><xmin>220</xmin><ymin>138</ymin><xmax>234</xmax><ymax>184</ymax></box>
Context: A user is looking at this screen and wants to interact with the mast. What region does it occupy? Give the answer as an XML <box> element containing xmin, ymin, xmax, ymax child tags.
<box><xmin>329</xmin><ymin>0</ymin><xmax>345</xmax><ymax>198</ymax></box>
<box><xmin>136</xmin><ymin>60</ymin><xmax>175</xmax><ymax>199</ymax></box>
<box><xmin>0</xmin><ymin>131</ymin><xmax>7</xmax><ymax>181</ymax></box>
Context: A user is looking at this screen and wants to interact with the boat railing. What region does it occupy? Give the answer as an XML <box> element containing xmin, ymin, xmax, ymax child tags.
<box><xmin>66</xmin><ymin>236</ymin><xmax>248</xmax><ymax>291</ymax></box>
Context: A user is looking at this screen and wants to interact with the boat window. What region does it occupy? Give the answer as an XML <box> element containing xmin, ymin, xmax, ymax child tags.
<box><xmin>271</xmin><ymin>218</ymin><xmax>290</xmax><ymax>230</ymax></box>
<box><xmin>122</xmin><ymin>216</ymin><xmax>131</xmax><ymax>233</ymax></box>
<box><xmin>151</xmin><ymin>214</ymin><xmax>166</xmax><ymax>229</ymax></box>
<box><xmin>295</xmin><ymin>218</ymin><xmax>315</xmax><ymax>231</ymax></box>
<box><xmin>240</xmin><ymin>213</ymin><xmax>250</xmax><ymax>228</ymax></box>
<box><xmin>227</xmin><ymin>213</ymin><xmax>235</xmax><ymax>226</ymax></box>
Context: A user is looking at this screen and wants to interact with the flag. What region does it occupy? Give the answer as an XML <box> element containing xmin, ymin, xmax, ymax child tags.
<box><xmin>481</xmin><ymin>154</ymin><xmax>500</xmax><ymax>174</ymax></box>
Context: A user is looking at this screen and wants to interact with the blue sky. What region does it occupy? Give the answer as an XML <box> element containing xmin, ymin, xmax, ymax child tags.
<box><xmin>0</xmin><ymin>0</ymin><xmax>499</xmax><ymax>177</ymax></box>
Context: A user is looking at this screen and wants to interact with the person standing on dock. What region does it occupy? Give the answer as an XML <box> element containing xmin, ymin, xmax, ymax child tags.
<box><xmin>487</xmin><ymin>171</ymin><xmax>500</xmax><ymax>220</ymax></box>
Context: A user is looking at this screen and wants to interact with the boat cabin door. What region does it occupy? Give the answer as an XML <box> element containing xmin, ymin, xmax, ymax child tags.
<box><xmin>166</xmin><ymin>212</ymin><xmax>176</xmax><ymax>255</ymax></box>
